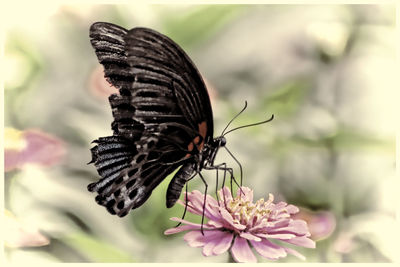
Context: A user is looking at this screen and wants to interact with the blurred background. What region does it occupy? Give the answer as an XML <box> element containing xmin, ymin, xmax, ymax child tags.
<box><xmin>3</xmin><ymin>3</ymin><xmax>398</xmax><ymax>263</ymax></box>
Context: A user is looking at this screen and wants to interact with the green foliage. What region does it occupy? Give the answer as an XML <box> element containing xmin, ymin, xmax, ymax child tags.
<box><xmin>161</xmin><ymin>5</ymin><xmax>248</xmax><ymax>49</ymax></box>
<box><xmin>262</xmin><ymin>79</ymin><xmax>311</xmax><ymax>118</ymax></box>
<box><xmin>61</xmin><ymin>232</ymin><xmax>134</xmax><ymax>262</ymax></box>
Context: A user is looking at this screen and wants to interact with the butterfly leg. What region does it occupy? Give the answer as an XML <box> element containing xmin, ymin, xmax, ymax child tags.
<box><xmin>221</xmin><ymin>164</ymin><xmax>234</xmax><ymax>199</ymax></box>
<box><xmin>212</xmin><ymin>163</ymin><xmax>245</xmax><ymax>197</ymax></box>
<box><xmin>175</xmin><ymin>182</ymin><xmax>189</xmax><ymax>227</ymax></box>
<box><xmin>205</xmin><ymin>163</ymin><xmax>228</xmax><ymax>206</ymax></box>
<box><xmin>215</xmin><ymin>168</ymin><xmax>220</xmax><ymax>204</ymax></box>
<box><xmin>220</xmin><ymin>165</ymin><xmax>228</xmax><ymax>208</ymax></box>
<box><xmin>174</xmin><ymin>169</ymin><xmax>199</xmax><ymax>228</ymax></box>
<box><xmin>223</xmin><ymin>146</ymin><xmax>243</xmax><ymax>187</ymax></box>
<box><xmin>197</xmin><ymin>171</ymin><xmax>208</xmax><ymax>236</ymax></box>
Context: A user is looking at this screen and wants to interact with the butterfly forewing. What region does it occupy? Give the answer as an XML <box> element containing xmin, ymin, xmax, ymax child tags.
<box><xmin>88</xmin><ymin>22</ymin><xmax>215</xmax><ymax>216</ymax></box>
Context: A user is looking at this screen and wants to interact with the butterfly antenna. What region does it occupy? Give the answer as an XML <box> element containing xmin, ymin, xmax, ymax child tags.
<box><xmin>221</xmin><ymin>101</ymin><xmax>248</xmax><ymax>136</ymax></box>
<box><xmin>223</xmin><ymin>114</ymin><xmax>274</xmax><ymax>136</ymax></box>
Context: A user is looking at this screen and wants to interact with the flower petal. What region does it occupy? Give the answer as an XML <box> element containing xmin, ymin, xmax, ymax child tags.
<box><xmin>220</xmin><ymin>208</ymin><xmax>246</xmax><ymax>231</ymax></box>
<box><xmin>218</xmin><ymin>186</ymin><xmax>233</xmax><ymax>203</ymax></box>
<box><xmin>231</xmin><ymin>237</ymin><xmax>257</xmax><ymax>263</ymax></box>
<box><xmin>273</xmin><ymin>202</ymin><xmax>288</xmax><ymax>211</ymax></box>
<box><xmin>21</xmin><ymin>130</ymin><xmax>65</xmax><ymax>166</ymax></box>
<box><xmin>240</xmin><ymin>232</ymin><xmax>261</xmax><ymax>241</ymax></box>
<box><xmin>250</xmin><ymin>218</ymin><xmax>290</xmax><ymax>232</ymax></box>
<box><xmin>269</xmin><ymin>219</ymin><xmax>291</xmax><ymax>228</ymax></box>
<box><xmin>5</xmin><ymin>129</ymin><xmax>65</xmax><ymax>171</ymax></box>
<box><xmin>164</xmin><ymin>224</ymin><xmax>201</xmax><ymax>235</ymax></box>
<box><xmin>284</xmin><ymin>247</ymin><xmax>306</xmax><ymax>260</ymax></box>
<box><xmin>268</xmin><ymin>220</ymin><xmax>309</xmax><ymax>236</ymax></box>
<box><xmin>168</xmin><ymin>217</ymin><xmax>214</xmax><ymax>229</ymax></box>
<box><xmin>5</xmin><ymin>150</ymin><xmax>21</xmax><ymax>172</ymax></box>
<box><xmin>183</xmin><ymin>231</ymin><xmax>206</xmax><ymax>247</ymax></box>
<box><xmin>202</xmin><ymin>232</ymin><xmax>226</xmax><ymax>257</ymax></box>
<box><xmin>183</xmin><ymin>230</ymin><xmax>234</xmax><ymax>257</ymax></box>
<box><xmin>237</xmin><ymin>187</ymin><xmax>253</xmax><ymax>202</ymax></box>
<box><xmin>208</xmin><ymin>220</ymin><xmax>224</xmax><ymax>228</ymax></box>
<box><xmin>164</xmin><ymin>217</ymin><xmax>216</xmax><ymax>235</ymax></box>
<box><xmin>177</xmin><ymin>199</ymin><xmax>203</xmax><ymax>217</ymax></box>
<box><xmin>202</xmin><ymin>241</ymin><xmax>216</xmax><ymax>256</ymax></box>
<box><xmin>212</xmin><ymin>232</ymin><xmax>234</xmax><ymax>255</ymax></box>
<box><xmin>286</xmin><ymin>204</ymin><xmax>299</xmax><ymax>214</ymax></box>
<box><xmin>257</xmin><ymin>233</ymin><xmax>296</xmax><ymax>240</ymax></box>
<box><xmin>88</xmin><ymin>65</ymin><xmax>117</xmax><ymax>99</ymax></box>
<box><xmin>281</xmin><ymin>236</ymin><xmax>316</xmax><ymax>248</ymax></box>
<box><xmin>184</xmin><ymin>191</ymin><xmax>221</xmax><ymax>221</ymax></box>
<box><xmin>5</xmin><ymin>210</ymin><xmax>50</xmax><ymax>248</ymax></box>
<box><xmin>250</xmin><ymin>238</ymin><xmax>287</xmax><ymax>260</ymax></box>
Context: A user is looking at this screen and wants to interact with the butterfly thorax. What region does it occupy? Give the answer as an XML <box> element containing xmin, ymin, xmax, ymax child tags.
<box><xmin>197</xmin><ymin>136</ymin><xmax>226</xmax><ymax>171</ymax></box>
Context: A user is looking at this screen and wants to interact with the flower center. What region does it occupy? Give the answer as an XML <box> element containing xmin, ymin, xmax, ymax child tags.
<box><xmin>226</xmin><ymin>194</ymin><xmax>274</xmax><ymax>226</ymax></box>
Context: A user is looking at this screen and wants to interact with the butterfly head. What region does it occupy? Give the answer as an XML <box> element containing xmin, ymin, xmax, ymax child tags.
<box><xmin>212</xmin><ymin>136</ymin><xmax>226</xmax><ymax>148</ymax></box>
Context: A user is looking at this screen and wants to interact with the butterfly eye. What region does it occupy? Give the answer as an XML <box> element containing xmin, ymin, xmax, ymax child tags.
<box><xmin>213</xmin><ymin>137</ymin><xmax>226</xmax><ymax>147</ymax></box>
<box><xmin>220</xmin><ymin>137</ymin><xmax>226</xmax><ymax>147</ymax></box>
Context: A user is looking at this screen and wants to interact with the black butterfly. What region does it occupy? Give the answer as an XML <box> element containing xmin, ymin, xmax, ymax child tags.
<box><xmin>87</xmin><ymin>22</ymin><xmax>273</xmax><ymax>218</ymax></box>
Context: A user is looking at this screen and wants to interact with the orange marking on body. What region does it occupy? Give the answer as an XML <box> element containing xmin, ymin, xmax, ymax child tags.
<box><xmin>188</xmin><ymin>142</ymin><xmax>194</xmax><ymax>151</ymax></box>
<box><xmin>184</xmin><ymin>121</ymin><xmax>208</xmax><ymax>159</ymax></box>
<box><xmin>194</xmin><ymin>136</ymin><xmax>200</xmax><ymax>144</ymax></box>
<box><xmin>197</xmin><ymin>121</ymin><xmax>207</xmax><ymax>152</ymax></box>
<box><xmin>198</xmin><ymin>121</ymin><xmax>207</xmax><ymax>140</ymax></box>
<box><xmin>184</xmin><ymin>139</ymin><xmax>195</xmax><ymax>158</ymax></box>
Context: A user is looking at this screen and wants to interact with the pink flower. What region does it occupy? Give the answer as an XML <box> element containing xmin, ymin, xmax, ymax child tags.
<box><xmin>5</xmin><ymin>128</ymin><xmax>65</xmax><ymax>172</ymax></box>
<box><xmin>164</xmin><ymin>187</ymin><xmax>315</xmax><ymax>262</ymax></box>
<box><xmin>4</xmin><ymin>209</ymin><xmax>50</xmax><ymax>248</ymax></box>
<box><xmin>292</xmin><ymin>208</ymin><xmax>336</xmax><ymax>241</ymax></box>
<box><xmin>88</xmin><ymin>65</ymin><xmax>117</xmax><ymax>100</ymax></box>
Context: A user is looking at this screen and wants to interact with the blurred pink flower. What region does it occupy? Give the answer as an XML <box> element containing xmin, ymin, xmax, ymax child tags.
<box><xmin>203</xmin><ymin>78</ymin><xmax>217</xmax><ymax>101</ymax></box>
<box><xmin>165</xmin><ymin>187</ymin><xmax>315</xmax><ymax>262</ymax></box>
<box><xmin>5</xmin><ymin>128</ymin><xmax>65</xmax><ymax>172</ymax></box>
<box><xmin>88</xmin><ymin>65</ymin><xmax>117</xmax><ymax>100</ymax></box>
<box><xmin>333</xmin><ymin>232</ymin><xmax>356</xmax><ymax>254</ymax></box>
<box><xmin>4</xmin><ymin>209</ymin><xmax>50</xmax><ymax>248</ymax></box>
<box><xmin>292</xmin><ymin>208</ymin><xmax>336</xmax><ymax>241</ymax></box>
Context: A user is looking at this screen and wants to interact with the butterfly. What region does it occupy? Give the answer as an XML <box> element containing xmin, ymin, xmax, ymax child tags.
<box><xmin>88</xmin><ymin>21</ymin><xmax>227</xmax><ymax>217</ymax></box>
<box><xmin>87</xmin><ymin>22</ymin><xmax>274</xmax><ymax>218</ymax></box>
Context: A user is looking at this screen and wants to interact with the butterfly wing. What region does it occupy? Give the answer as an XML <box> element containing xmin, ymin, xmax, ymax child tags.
<box><xmin>88</xmin><ymin>22</ymin><xmax>214</xmax><ymax>216</ymax></box>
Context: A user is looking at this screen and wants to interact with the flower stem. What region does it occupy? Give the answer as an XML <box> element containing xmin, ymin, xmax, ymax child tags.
<box><xmin>228</xmin><ymin>252</ymin><xmax>235</xmax><ymax>263</ymax></box>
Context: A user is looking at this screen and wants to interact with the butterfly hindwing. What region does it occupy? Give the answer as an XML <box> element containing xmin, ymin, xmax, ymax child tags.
<box><xmin>97</xmin><ymin>131</ymin><xmax>184</xmax><ymax>216</ymax></box>
<box><xmin>87</xmin><ymin>136</ymin><xmax>136</xmax><ymax>195</ymax></box>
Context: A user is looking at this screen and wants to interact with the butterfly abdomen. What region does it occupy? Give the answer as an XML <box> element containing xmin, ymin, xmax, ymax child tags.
<box><xmin>166</xmin><ymin>163</ymin><xmax>196</xmax><ymax>208</ymax></box>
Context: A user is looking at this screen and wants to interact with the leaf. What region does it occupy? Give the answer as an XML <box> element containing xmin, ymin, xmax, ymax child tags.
<box><xmin>61</xmin><ymin>232</ymin><xmax>134</xmax><ymax>263</ymax></box>
<box><xmin>262</xmin><ymin>79</ymin><xmax>311</xmax><ymax>118</ymax></box>
<box><xmin>161</xmin><ymin>5</ymin><xmax>248</xmax><ymax>49</ymax></box>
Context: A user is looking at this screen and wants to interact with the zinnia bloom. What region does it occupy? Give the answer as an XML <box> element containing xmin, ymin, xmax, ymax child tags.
<box><xmin>165</xmin><ymin>187</ymin><xmax>315</xmax><ymax>262</ymax></box>
<box><xmin>293</xmin><ymin>208</ymin><xmax>336</xmax><ymax>241</ymax></box>
<box><xmin>88</xmin><ymin>65</ymin><xmax>117</xmax><ymax>100</ymax></box>
<box><xmin>5</xmin><ymin>128</ymin><xmax>65</xmax><ymax>172</ymax></box>
<box><xmin>4</xmin><ymin>209</ymin><xmax>50</xmax><ymax>248</ymax></box>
